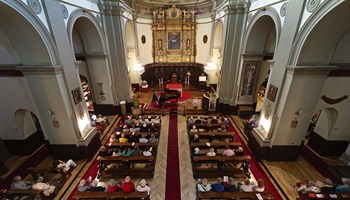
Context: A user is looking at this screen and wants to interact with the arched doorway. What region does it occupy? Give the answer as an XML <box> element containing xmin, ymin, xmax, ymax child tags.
<box><xmin>291</xmin><ymin>1</ymin><xmax>350</xmax><ymax>159</ymax></box>
<box><xmin>68</xmin><ymin>10</ymin><xmax>114</xmax><ymax>112</ymax></box>
<box><xmin>239</xmin><ymin>8</ymin><xmax>280</xmax><ymax>111</ymax></box>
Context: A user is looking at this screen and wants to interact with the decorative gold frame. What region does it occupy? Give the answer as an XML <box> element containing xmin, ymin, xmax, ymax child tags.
<box><xmin>152</xmin><ymin>5</ymin><xmax>196</xmax><ymax>63</ymax></box>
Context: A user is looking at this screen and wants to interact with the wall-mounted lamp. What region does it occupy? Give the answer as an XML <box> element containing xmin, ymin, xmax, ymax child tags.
<box><xmin>295</xmin><ymin>108</ymin><xmax>302</xmax><ymax>116</ymax></box>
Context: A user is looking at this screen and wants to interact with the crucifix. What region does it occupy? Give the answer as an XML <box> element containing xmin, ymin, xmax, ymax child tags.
<box><xmin>187</xmin><ymin>71</ymin><xmax>191</xmax><ymax>85</ymax></box>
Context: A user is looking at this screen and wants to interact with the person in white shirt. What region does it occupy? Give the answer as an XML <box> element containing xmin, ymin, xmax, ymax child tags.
<box><xmin>139</xmin><ymin>134</ymin><xmax>149</xmax><ymax>143</ymax></box>
<box><xmin>32</xmin><ymin>176</ymin><xmax>56</xmax><ymax>196</ymax></box>
<box><xmin>190</xmin><ymin>125</ymin><xmax>198</xmax><ymax>132</ymax></box>
<box><xmin>252</xmin><ymin>179</ymin><xmax>265</xmax><ymax>192</ymax></box>
<box><xmin>240</xmin><ymin>179</ymin><xmax>254</xmax><ymax>192</ymax></box>
<box><xmin>136</xmin><ymin>179</ymin><xmax>151</xmax><ymax>195</ymax></box>
<box><xmin>53</xmin><ymin>159</ymin><xmax>77</xmax><ymax>172</ymax></box>
<box><xmin>143</xmin><ymin>146</ymin><xmax>152</xmax><ymax>156</ymax></box>
<box><xmin>206</xmin><ymin>148</ymin><xmax>216</xmax><ymax>156</ymax></box>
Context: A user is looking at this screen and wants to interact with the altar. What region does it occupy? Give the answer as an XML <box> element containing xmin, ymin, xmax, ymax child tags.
<box><xmin>166</xmin><ymin>83</ymin><xmax>182</xmax><ymax>97</ymax></box>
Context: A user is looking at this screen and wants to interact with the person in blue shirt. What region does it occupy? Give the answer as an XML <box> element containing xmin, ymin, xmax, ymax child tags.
<box><xmin>211</xmin><ymin>177</ymin><xmax>225</xmax><ymax>192</ymax></box>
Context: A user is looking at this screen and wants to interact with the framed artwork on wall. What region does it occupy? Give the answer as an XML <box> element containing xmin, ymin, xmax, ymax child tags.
<box><xmin>267</xmin><ymin>84</ymin><xmax>278</xmax><ymax>102</ymax></box>
<box><xmin>168</xmin><ymin>31</ymin><xmax>181</xmax><ymax>49</ymax></box>
<box><xmin>72</xmin><ymin>87</ymin><xmax>82</xmax><ymax>104</ymax></box>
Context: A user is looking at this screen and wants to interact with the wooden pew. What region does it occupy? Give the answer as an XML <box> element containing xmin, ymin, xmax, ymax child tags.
<box><xmin>297</xmin><ymin>192</ymin><xmax>350</xmax><ymax>199</ymax></box>
<box><xmin>28</xmin><ymin>166</ymin><xmax>71</xmax><ymax>180</ymax></box>
<box><xmin>189</xmin><ymin>132</ymin><xmax>234</xmax><ymax>141</ymax></box>
<box><xmin>190</xmin><ymin>141</ymin><xmax>242</xmax><ymax>149</ymax></box>
<box><xmin>192</xmin><ymin>155</ymin><xmax>251</xmax><ymax>163</ymax></box>
<box><xmin>115</xmin><ymin>131</ymin><xmax>159</xmax><ymax>137</ymax></box>
<box><xmin>99</xmin><ymin>156</ymin><xmax>155</xmax><ymax>178</ymax></box>
<box><xmin>4</xmin><ymin>189</ymin><xmax>49</xmax><ymax>200</ymax></box>
<box><xmin>197</xmin><ymin>191</ymin><xmax>274</xmax><ymax>200</ymax></box>
<box><xmin>108</xmin><ymin>142</ymin><xmax>158</xmax><ymax>149</ymax></box>
<box><xmin>193</xmin><ymin>167</ymin><xmax>246</xmax><ymax>178</ymax></box>
<box><xmin>72</xmin><ymin>191</ymin><xmax>149</xmax><ymax>200</ymax></box>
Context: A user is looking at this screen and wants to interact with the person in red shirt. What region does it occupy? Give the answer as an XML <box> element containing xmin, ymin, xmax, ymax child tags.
<box><xmin>121</xmin><ymin>176</ymin><xmax>135</xmax><ymax>193</ymax></box>
<box><xmin>107</xmin><ymin>179</ymin><xmax>121</xmax><ymax>192</ymax></box>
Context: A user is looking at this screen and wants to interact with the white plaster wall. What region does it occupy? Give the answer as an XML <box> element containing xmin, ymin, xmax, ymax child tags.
<box><xmin>136</xmin><ymin>19</ymin><xmax>153</xmax><ymax>65</ymax></box>
<box><xmin>250</xmin><ymin>0</ymin><xmax>286</xmax><ymax>27</ymax></box>
<box><xmin>85</xmin><ymin>57</ymin><xmax>114</xmax><ymax>104</ymax></box>
<box><xmin>0</xmin><ymin>28</ymin><xmax>20</xmax><ymax>65</ymax></box>
<box><xmin>196</xmin><ymin>18</ymin><xmax>212</xmax><ymax>65</ymax></box>
<box><xmin>314</xmin><ymin>77</ymin><xmax>350</xmax><ymax>140</ymax></box>
<box><xmin>0</xmin><ymin>77</ymin><xmax>39</xmax><ymax>140</ymax></box>
<box><xmin>299</xmin><ymin>0</ymin><xmax>327</xmax><ymax>32</ymax></box>
<box><xmin>331</xmin><ymin>30</ymin><xmax>350</xmax><ymax>63</ymax></box>
<box><xmin>273</xmin><ymin>73</ymin><xmax>324</xmax><ymax>145</ymax></box>
<box><xmin>256</xmin><ymin>61</ymin><xmax>270</xmax><ymax>91</ymax></box>
<box><xmin>25</xmin><ymin>73</ymin><xmax>77</xmax><ymax>144</ymax></box>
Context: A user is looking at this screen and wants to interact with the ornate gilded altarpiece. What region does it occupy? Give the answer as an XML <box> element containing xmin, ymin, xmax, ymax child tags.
<box><xmin>152</xmin><ymin>5</ymin><xmax>196</xmax><ymax>63</ymax></box>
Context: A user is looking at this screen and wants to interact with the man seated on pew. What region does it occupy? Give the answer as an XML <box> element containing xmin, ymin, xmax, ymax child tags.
<box><xmin>96</xmin><ymin>114</ymin><xmax>110</xmax><ymax>125</ymax></box>
<box><xmin>194</xmin><ymin>116</ymin><xmax>202</xmax><ymax>124</ymax></box>
<box><xmin>211</xmin><ymin>177</ymin><xmax>225</xmax><ymax>192</ymax></box>
<box><xmin>146</xmin><ymin>116</ymin><xmax>153</xmax><ymax>124</ymax></box>
<box><xmin>53</xmin><ymin>159</ymin><xmax>77</xmax><ymax>173</ymax></box>
<box><xmin>222</xmin><ymin>146</ymin><xmax>235</xmax><ymax>156</ymax></box>
<box><xmin>125</xmin><ymin>115</ymin><xmax>134</xmax><ymax>124</ymax></box>
<box><xmin>121</xmin><ymin>176</ymin><xmax>135</xmax><ymax>193</ymax></box>
<box><xmin>122</xmin><ymin>147</ymin><xmax>134</xmax><ymax>156</ymax></box>
<box><xmin>202</xmin><ymin>117</ymin><xmax>209</xmax><ymax>125</ymax></box>
<box><xmin>240</xmin><ymin>179</ymin><xmax>254</xmax><ymax>192</ymax></box>
<box><xmin>87</xmin><ymin>180</ymin><xmax>106</xmax><ymax>192</ymax></box>
<box><xmin>148</xmin><ymin>134</ymin><xmax>158</xmax><ymax>143</ymax></box>
<box><xmin>107</xmin><ymin>179</ymin><xmax>121</xmax><ymax>192</ymax></box>
<box><xmin>32</xmin><ymin>176</ymin><xmax>56</xmax><ymax>197</ymax></box>
<box><xmin>119</xmin><ymin>133</ymin><xmax>128</xmax><ymax>143</ymax></box>
<box><xmin>129</xmin><ymin>123</ymin><xmax>140</xmax><ymax>132</ymax></box>
<box><xmin>206</xmin><ymin>148</ymin><xmax>216</xmax><ymax>156</ymax></box>
<box><xmin>192</xmin><ymin>147</ymin><xmax>200</xmax><ymax>156</ymax></box>
<box><xmin>143</xmin><ymin>146</ymin><xmax>153</xmax><ymax>156</ymax></box>
<box><xmin>252</xmin><ymin>179</ymin><xmax>265</xmax><ymax>192</ymax></box>
<box><xmin>139</xmin><ymin>134</ymin><xmax>149</xmax><ymax>143</ymax></box>
<box><xmin>136</xmin><ymin>179</ymin><xmax>150</xmax><ymax>195</ymax></box>
<box><xmin>197</xmin><ymin>178</ymin><xmax>211</xmax><ymax>192</ymax></box>
<box><xmin>188</xmin><ymin>116</ymin><xmax>195</xmax><ymax>124</ymax></box>
<box><xmin>140</xmin><ymin>123</ymin><xmax>150</xmax><ymax>132</ymax></box>
<box><xmin>150</xmin><ymin>123</ymin><xmax>158</xmax><ymax>132</ymax></box>
<box><xmin>235</xmin><ymin>147</ymin><xmax>245</xmax><ymax>156</ymax></box>
<box><xmin>223</xmin><ymin>117</ymin><xmax>230</xmax><ymax>125</ymax></box>
<box><xmin>10</xmin><ymin>175</ymin><xmax>33</xmax><ymax>190</ymax></box>
<box><xmin>128</xmin><ymin>132</ymin><xmax>139</xmax><ymax>143</ymax></box>
<box><xmin>122</xmin><ymin>125</ymin><xmax>130</xmax><ymax>132</ymax></box>
<box><xmin>190</xmin><ymin>125</ymin><xmax>198</xmax><ymax>133</ymax></box>
<box><xmin>192</xmin><ymin>134</ymin><xmax>200</xmax><ymax>143</ymax></box>
<box><xmin>77</xmin><ymin>179</ymin><xmax>91</xmax><ymax>192</ymax></box>
<box><xmin>210</xmin><ymin>116</ymin><xmax>218</xmax><ymax>124</ymax></box>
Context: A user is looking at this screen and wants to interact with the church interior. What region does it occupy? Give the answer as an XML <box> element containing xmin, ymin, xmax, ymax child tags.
<box><xmin>0</xmin><ymin>0</ymin><xmax>350</xmax><ymax>199</ymax></box>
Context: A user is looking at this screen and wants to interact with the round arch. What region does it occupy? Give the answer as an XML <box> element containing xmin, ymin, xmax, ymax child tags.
<box><xmin>242</xmin><ymin>7</ymin><xmax>281</xmax><ymax>54</ymax></box>
<box><xmin>0</xmin><ymin>0</ymin><xmax>59</xmax><ymax>66</ymax></box>
<box><xmin>213</xmin><ymin>20</ymin><xmax>223</xmax><ymax>49</ymax></box>
<box><xmin>125</xmin><ymin>21</ymin><xmax>137</xmax><ymax>50</ymax></box>
<box><xmin>289</xmin><ymin>0</ymin><xmax>347</xmax><ymax>65</ymax></box>
<box><xmin>14</xmin><ymin>109</ymin><xmax>38</xmax><ymax>139</ymax></box>
<box><xmin>67</xmin><ymin>9</ymin><xmax>107</xmax><ymax>55</ymax></box>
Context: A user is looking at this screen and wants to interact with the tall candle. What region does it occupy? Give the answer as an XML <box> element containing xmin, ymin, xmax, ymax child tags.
<box><xmin>161</xmin><ymin>78</ymin><xmax>163</xmax><ymax>85</ymax></box>
<box><xmin>159</xmin><ymin>79</ymin><xmax>161</xmax><ymax>85</ymax></box>
<box><xmin>185</xmin><ymin>78</ymin><xmax>187</xmax><ymax>84</ymax></box>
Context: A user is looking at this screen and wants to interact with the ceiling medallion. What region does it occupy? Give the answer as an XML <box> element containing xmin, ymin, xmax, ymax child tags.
<box><xmin>61</xmin><ymin>5</ymin><xmax>68</xmax><ymax>19</ymax></box>
<box><xmin>307</xmin><ymin>0</ymin><xmax>320</xmax><ymax>13</ymax></box>
<box><xmin>27</xmin><ymin>0</ymin><xmax>42</xmax><ymax>14</ymax></box>
<box><xmin>280</xmin><ymin>3</ymin><xmax>287</xmax><ymax>17</ymax></box>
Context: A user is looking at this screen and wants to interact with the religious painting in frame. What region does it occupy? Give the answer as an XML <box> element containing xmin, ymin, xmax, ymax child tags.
<box><xmin>168</xmin><ymin>31</ymin><xmax>181</xmax><ymax>49</ymax></box>
<box><xmin>72</xmin><ymin>87</ymin><xmax>82</xmax><ymax>104</ymax></box>
<box><xmin>240</xmin><ymin>63</ymin><xmax>258</xmax><ymax>96</ymax></box>
<box><xmin>267</xmin><ymin>84</ymin><xmax>278</xmax><ymax>102</ymax></box>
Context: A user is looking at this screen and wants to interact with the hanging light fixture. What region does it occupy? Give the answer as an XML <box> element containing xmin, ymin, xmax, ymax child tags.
<box><xmin>134</xmin><ymin>57</ymin><xmax>145</xmax><ymax>74</ymax></box>
<box><xmin>204</xmin><ymin>56</ymin><xmax>217</xmax><ymax>73</ymax></box>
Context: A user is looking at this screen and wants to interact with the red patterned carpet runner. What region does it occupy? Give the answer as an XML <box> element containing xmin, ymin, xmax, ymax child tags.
<box><xmin>165</xmin><ymin>114</ymin><xmax>181</xmax><ymax>200</ymax></box>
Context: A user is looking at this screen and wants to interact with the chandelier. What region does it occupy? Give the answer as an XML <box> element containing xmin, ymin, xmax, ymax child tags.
<box><xmin>134</xmin><ymin>58</ymin><xmax>145</xmax><ymax>74</ymax></box>
<box><xmin>204</xmin><ymin>56</ymin><xmax>217</xmax><ymax>73</ymax></box>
